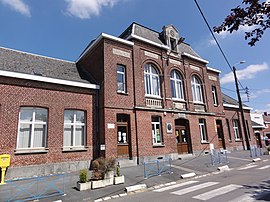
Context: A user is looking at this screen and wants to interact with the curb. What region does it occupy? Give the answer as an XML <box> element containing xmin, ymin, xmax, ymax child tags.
<box><xmin>252</xmin><ymin>158</ymin><xmax>261</xmax><ymax>162</ymax></box>
<box><xmin>217</xmin><ymin>165</ymin><xmax>230</xmax><ymax>171</ymax></box>
<box><xmin>125</xmin><ymin>184</ymin><xmax>147</xmax><ymax>192</ymax></box>
<box><xmin>181</xmin><ymin>172</ymin><xmax>196</xmax><ymax>179</ymax></box>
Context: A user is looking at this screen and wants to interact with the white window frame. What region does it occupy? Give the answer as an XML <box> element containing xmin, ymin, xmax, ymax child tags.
<box><xmin>64</xmin><ymin>110</ymin><xmax>86</xmax><ymax>147</ymax></box>
<box><xmin>212</xmin><ymin>86</ymin><xmax>218</xmax><ymax>106</ymax></box>
<box><xmin>144</xmin><ymin>63</ymin><xmax>161</xmax><ymax>98</ymax></box>
<box><xmin>152</xmin><ymin>116</ymin><xmax>163</xmax><ymax>145</ymax></box>
<box><xmin>233</xmin><ymin>119</ymin><xmax>241</xmax><ymax>140</ymax></box>
<box><xmin>199</xmin><ymin>119</ymin><xmax>208</xmax><ymax>143</ymax></box>
<box><xmin>117</xmin><ymin>64</ymin><xmax>126</xmax><ymax>93</ymax></box>
<box><xmin>170</xmin><ymin>70</ymin><xmax>184</xmax><ymax>100</ymax></box>
<box><xmin>191</xmin><ymin>75</ymin><xmax>203</xmax><ymax>103</ymax></box>
<box><xmin>17</xmin><ymin>107</ymin><xmax>47</xmax><ymax>149</ymax></box>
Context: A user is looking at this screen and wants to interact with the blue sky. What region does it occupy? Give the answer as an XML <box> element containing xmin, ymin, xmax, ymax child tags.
<box><xmin>0</xmin><ymin>0</ymin><xmax>269</xmax><ymax>113</ymax></box>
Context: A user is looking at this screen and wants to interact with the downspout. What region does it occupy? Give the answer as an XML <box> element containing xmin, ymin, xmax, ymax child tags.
<box><xmin>131</xmin><ymin>46</ymin><xmax>140</xmax><ymax>165</ymax></box>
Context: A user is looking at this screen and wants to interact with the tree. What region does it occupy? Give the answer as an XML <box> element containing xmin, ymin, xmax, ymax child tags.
<box><xmin>213</xmin><ymin>0</ymin><xmax>270</xmax><ymax>46</ymax></box>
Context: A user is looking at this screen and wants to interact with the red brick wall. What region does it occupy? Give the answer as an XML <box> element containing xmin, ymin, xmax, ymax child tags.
<box><xmin>223</xmin><ymin>107</ymin><xmax>256</xmax><ymax>150</ymax></box>
<box><xmin>0</xmin><ymin>76</ymin><xmax>95</xmax><ymax>167</ymax></box>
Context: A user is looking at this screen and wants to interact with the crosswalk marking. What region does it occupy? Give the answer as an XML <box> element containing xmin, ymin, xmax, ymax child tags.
<box><xmin>257</xmin><ymin>165</ymin><xmax>270</xmax><ymax>170</ymax></box>
<box><xmin>171</xmin><ymin>181</ymin><xmax>219</xmax><ymax>196</ymax></box>
<box><xmin>192</xmin><ymin>184</ymin><xmax>242</xmax><ymax>200</ymax></box>
<box><xmin>226</xmin><ymin>194</ymin><xmax>255</xmax><ymax>202</ymax></box>
<box><xmin>153</xmin><ymin>180</ymin><xmax>198</xmax><ymax>192</ymax></box>
<box><xmin>237</xmin><ymin>165</ymin><xmax>257</xmax><ymax>170</ymax></box>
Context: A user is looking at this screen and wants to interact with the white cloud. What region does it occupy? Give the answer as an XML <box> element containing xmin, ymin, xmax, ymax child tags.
<box><xmin>220</xmin><ymin>62</ymin><xmax>269</xmax><ymax>84</ymax></box>
<box><xmin>208</xmin><ymin>25</ymin><xmax>258</xmax><ymax>46</ymax></box>
<box><xmin>65</xmin><ymin>0</ymin><xmax>119</xmax><ymax>19</ymax></box>
<box><xmin>0</xmin><ymin>0</ymin><xmax>30</xmax><ymax>17</ymax></box>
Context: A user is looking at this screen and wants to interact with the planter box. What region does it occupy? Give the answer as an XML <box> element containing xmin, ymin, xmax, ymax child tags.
<box><xmin>114</xmin><ymin>175</ymin><xmax>125</xmax><ymax>185</ymax></box>
<box><xmin>77</xmin><ymin>181</ymin><xmax>92</xmax><ymax>191</ymax></box>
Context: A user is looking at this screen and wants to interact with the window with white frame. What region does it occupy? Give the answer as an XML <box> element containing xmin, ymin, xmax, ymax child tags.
<box><xmin>144</xmin><ymin>63</ymin><xmax>160</xmax><ymax>97</ymax></box>
<box><xmin>233</xmin><ymin>119</ymin><xmax>241</xmax><ymax>140</ymax></box>
<box><xmin>170</xmin><ymin>70</ymin><xmax>184</xmax><ymax>100</ymax></box>
<box><xmin>152</xmin><ymin>116</ymin><xmax>162</xmax><ymax>145</ymax></box>
<box><xmin>211</xmin><ymin>86</ymin><xmax>218</xmax><ymax>106</ymax></box>
<box><xmin>191</xmin><ymin>75</ymin><xmax>203</xmax><ymax>103</ymax></box>
<box><xmin>17</xmin><ymin>107</ymin><xmax>48</xmax><ymax>149</ymax></box>
<box><xmin>64</xmin><ymin>110</ymin><xmax>86</xmax><ymax>147</ymax></box>
<box><xmin>117</xmin><ymin>64</ymin><xmax>126</xmax><ymax>93</ymax></box>
<box><xmin>199</xmin><ymin>118</ymin><xmax>208</xmax><ymax>143</ymax></box>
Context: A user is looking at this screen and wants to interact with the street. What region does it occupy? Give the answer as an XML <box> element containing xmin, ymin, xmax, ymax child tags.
<box><xmin>112</xmin><ymin>160</ymin><xmax>270</xmax><ymax>202</ymax></box>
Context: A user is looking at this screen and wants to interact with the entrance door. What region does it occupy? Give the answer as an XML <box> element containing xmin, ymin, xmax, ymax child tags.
<box><xmin>255</xmin><ymin>132</ymin><xmax>262</xmax><ymax>148</ymax></box>
<box><xmin>216</xmin><ymin>120</ymin><xmax>225</xmax><ymax>149</ymax></box>
<box><xmin>176</xmin><ymin>126</ymin><xmax>189</xmax><ymax>154</ymax></box>
<box><xmin>117</xmin><ymin>114</ymin><xmax>131</xmax><ymax>158</ymax></box>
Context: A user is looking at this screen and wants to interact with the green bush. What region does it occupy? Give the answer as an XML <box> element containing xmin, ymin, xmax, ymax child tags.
<box><xmin>79</xmin><ymin>169</ymin><xmax>88</xmax><ymax>183</ymax></box>
<box><xmin>116</xmin><ymin>162</ymin><xmax>120</xmax><ymax>177</ymax></box>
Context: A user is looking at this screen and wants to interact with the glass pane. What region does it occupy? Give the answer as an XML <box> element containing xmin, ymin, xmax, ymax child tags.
<box><xmin>64</xmin><ymin>110</ymin><xmax>74</xmax><ymax>123</ymax></box>
<box><xmin>171</xmin><ymin>79</ymin><xmax>176</xmax><ymax>97</ymax></box>
<box><xmin>144</xmin><ymin>74</ymin><xmax>151</xmax><ymax>94</ymax></box>
<box><xmin>117</xmin><ymin>74</ymin><xmax>124</xmax><ymax>83</ymax></box>
<box><xmin>118</xmin><ymin>82</ymin><xmax>124</xmax><ymax>91</ymax></box>
<box><xmin>20</xmin><ymin>108</ymin><xmax>33</xmax><ymax>122</ymax></box>
<box><xmin>76</xmin><ymin>111</ymin><xmax>85</xmax><ymax>123</ymax></box>
<box><xmin>33</xmin><ymin>124</ymin><xmax>45</xmax><ymax>147</ymax></box>
<box><xmin>18</xmin><ymin>124</ymin><xmax>31</xmax><ymax>148</ymax></box>
<box><xmin>117</xmin><ymin>66</ymin><xmax>124</xmax><ymax>72</ymax></box>
<box><xmin>64</xmin><ymin>125</ymin><xmax>72</xmax><ymax>146</ymax></box>
<box><xmin>35</xmin><ymin>108</ymin><xmax>47</xmax><ymax>122</ymax></box>
<box><xmin>151</xmin><ymin>66</ymin><xmax>158</xmax><ymax>74</ymax></box>
<box><xmin>75</xmin><ymin>126</ymin><xmax>84</xmax><ymax>146</ymax></box>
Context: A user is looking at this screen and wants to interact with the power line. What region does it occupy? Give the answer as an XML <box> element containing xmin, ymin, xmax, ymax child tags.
<box><xmin>193</xmin><ymin>0</ymin><xmax>246</xmax><ymax>90</ymax></box>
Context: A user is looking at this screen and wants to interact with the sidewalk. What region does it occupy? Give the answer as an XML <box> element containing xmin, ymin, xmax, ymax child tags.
<box><xmin>2</xmin><ymin>149</ymin><xmax>269</xmax><ymax>202</ymax></box>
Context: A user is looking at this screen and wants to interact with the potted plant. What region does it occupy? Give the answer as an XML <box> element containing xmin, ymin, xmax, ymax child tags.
<box><xmin>91</xmin><ymin>157</ymin><xmax>116</xmax><ymax>189</ymax></box>
<box><xmin>114</xmin><ymin>162</ymin><xmax>125</xmax><ymax>185</ymax></box>
<box><xmin>77</xmin><ymin>169</ymin><xmax>91</xmax><ymax>191</ymax></box>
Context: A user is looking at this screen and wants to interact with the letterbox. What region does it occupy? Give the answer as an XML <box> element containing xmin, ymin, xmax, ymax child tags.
<box><xmin>0</xmin><ymin>154</ymin><xmax>10</xmax><ymax>168</ymax></box>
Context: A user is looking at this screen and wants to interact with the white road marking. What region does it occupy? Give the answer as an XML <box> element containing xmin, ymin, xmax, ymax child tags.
<box><xmin>153</xmin><ymin>180</ymin><xmax>198</xmax><ymax>192</ymax></box>
<box><xmin>237</xmin><ymin>165</ymin><xmax>257</xmax><ymax>170</ymax></box>
<box><xmin>170</xmin><ymin>181</ymin><xmax>219</xmax><ymax>196</ymax></box>
<box><xmin>192</xmin><ymin>184</ymin><xmax>242</xmax><ymax>200</ymax></box>
<box><xmin>227</xmin><ymin>194</ymin><xmax>255</xmax><ymax>202</ymax></box>
<box><xmin>257</xmin><ymin>165</ymin><xmax>270</xmax><ymax>170</ymax></box>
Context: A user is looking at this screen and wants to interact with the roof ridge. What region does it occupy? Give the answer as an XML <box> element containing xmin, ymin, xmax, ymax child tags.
<box><xmin>0</xmin><ymin>46</ymin><xmax>74</xmax><ymax>64</ymax></box>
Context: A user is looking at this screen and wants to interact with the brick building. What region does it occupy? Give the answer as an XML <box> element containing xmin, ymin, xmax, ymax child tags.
<box><xmin>0</xmin><ymin>47</ymin><xmax>99</xmax><ymax>179</ymax></box>
<box><xmin>0</xmin><ymin>23</ymin><xmax>255</xmax><ymax>178</ymax></box>
<box><xmin>77</xmin><ymin>23</ymin><xmax>255</xmax><ymax>165</ymax></box>
<box><xmin>251</xmin><ymin>112</ymin><xmax>270</xmax><ymax>147</ymax></box>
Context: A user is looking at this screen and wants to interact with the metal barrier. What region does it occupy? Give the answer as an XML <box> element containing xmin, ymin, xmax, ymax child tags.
<box><xmin>3</xmin><ymin>174</ymin><xmax>66</xmax><ymax>202</ymax></box>
<box><xmin>250</xmin><ymin>145</ymin><xmax>262</xmax><ymax>157</ymax></box>
<box><xmin>143</xmin><ymin>158</ymin><xmax>172</xmax><ymax>179</ymax></box>
<box><xmin>210</xmin><ymin>150</ymin><xmax>228</xmax><ymax>166</ymax></box>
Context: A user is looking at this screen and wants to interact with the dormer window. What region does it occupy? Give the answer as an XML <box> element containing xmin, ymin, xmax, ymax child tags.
<box><xmin>170</xmin><ymin>38</ymin><xmax>177</xmax><ymax>51</ymax></box>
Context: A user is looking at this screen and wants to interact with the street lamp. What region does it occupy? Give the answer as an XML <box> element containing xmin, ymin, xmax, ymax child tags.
<box><xmin>233</xmin><ymin>61</ymin><xmax>250</xmax><ymax>150</ymax></box>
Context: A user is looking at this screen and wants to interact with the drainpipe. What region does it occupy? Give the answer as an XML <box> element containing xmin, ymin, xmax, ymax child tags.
<box><xmin>131</xmin><ymin>46</ymin><xmax>140</xmax><ymax>165</ymax></box>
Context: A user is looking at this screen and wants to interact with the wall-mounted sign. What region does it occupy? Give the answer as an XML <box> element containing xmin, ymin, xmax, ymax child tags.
<box><xmin>107</xmin><ymin>123</ymin><xmax>115</xmax><ymax>129</ymax></box>
<box><xmin>166</xmin><ymin>123</ymin><xmax>173</xmax><ymax>133</ymax></box>
<box><xmin>100</xmin><ymin>144</ymin><xmax>106</xmax><ymax>151</ymax></box>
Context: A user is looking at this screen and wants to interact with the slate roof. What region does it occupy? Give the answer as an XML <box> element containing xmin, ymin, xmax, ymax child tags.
<box><xmin>222</xmin><ymin>93</ymin><xmax>250</xmax><ymax>108</ymax></box>
<box><xmin>119</xmin><ymin>22</ymin><xmax>202</xmax><ymax>59</ymax></box>
<box><xmin>251</xmin><ymin>120</ymin><xmax>265</xmax><ymax>128</ymax></box>
<box><xmin>0</xmin><ymin>47</ymin><xmax>90</xmax><ymax>84</ymax></box>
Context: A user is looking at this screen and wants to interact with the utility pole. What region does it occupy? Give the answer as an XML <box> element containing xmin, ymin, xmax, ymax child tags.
<box><xmin>233</xmin><ymin>66</ymin><xmax>250</xmax><ymax>150</ymax></box>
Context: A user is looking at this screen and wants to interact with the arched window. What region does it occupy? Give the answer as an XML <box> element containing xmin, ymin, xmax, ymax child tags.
<box><xmin>170</xmin><ymin>70</ymin><xmax>184</xmax><ymax>100</ymax></box>
<box><xmin>191</xmin><ymin>75</ymin><xmax>203</xmax><ymax>103</ymax></box>
<box><xmin>144</xmin><ymin>63</ymin><xmax>160</xmax><ymax>97</ymax></box>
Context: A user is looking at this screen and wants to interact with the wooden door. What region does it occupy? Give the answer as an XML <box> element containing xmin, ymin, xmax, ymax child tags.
<box><xmin>216</xmin><ymin>120</ymin><xmax>225</xmax><ymax>149</ymax></box>
<box><xmin>117</xmin><ymin>123</ymin><xmax>129</xmax><ymax>157</ymax></box>
<box><xmin>176</xmin><ymin>126</ymin><xmax>188</xmax><ymax>154</ymax></box>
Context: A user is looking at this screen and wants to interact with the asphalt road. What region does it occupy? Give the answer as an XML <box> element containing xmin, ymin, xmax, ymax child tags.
<box><xmin>112</xmin><ymin>160</ymin><xmax>270</xmax><ymax>202</ymax></box>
